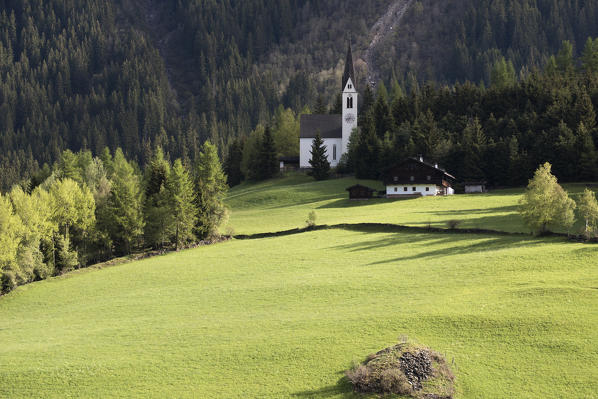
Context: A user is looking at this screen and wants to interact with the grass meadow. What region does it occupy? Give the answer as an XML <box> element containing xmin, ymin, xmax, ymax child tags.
<box><xmin>1</xmin><ymin>174</ymin><xmax>598</xmax><ymax>398</ymax></box>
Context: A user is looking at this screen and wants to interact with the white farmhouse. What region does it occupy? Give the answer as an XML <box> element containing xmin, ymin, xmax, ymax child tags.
<box><xmin>299</xmin><ymin>44</ymin><xmax>358</xmax><ymax>168</ymax></box>
<box><xmin>384</xmin><ymin>157</ymin><xmax>456</xmax><ymax>197</ymax></box>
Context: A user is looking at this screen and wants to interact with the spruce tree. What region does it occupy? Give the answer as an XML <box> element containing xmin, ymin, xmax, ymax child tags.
<box><xmin>257</xmin><ymin>126</ymin><xmax>278</xmax><ymax>180</ymax></box>
<box><xmin>143</xmin><ymin>147</ymin><xmax>172</xmax><ymax>248</ymax></box>
<box><xmin>194</xmin><ymin>142</ymin><xmax>228</xmax><ymax>239</ymax></box>
<box><xmin>308</xmin><ymin>133</ymin><xmax>330</xmax><ymax>180</ymax></box>
<box><xmin>224</xmin><ymin>138</ymin><xmax>245</xmax><ymax>187</ymax></box>
<box><xmin>314</xmin><ymin>95</ymin><xmax>327</xmax><ymax>114</ymax></box>
<box><xmin>106</xmin><ymin>149</ymin><xmax>144</xmax><ymax>255</ymax></box>
<box><xmin>168</xmin><ymin>159</ymin><xmax>197</xmax><ymax>249</ymax></box>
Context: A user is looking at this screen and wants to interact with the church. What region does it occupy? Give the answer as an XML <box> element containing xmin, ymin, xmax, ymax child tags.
<box><xmin>299</xmin><ymin>45</ymin><xmax>358</xmax><ymax>168</ymax></box>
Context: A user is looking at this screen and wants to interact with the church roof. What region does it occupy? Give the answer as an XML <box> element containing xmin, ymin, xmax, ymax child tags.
<box><xmin>342</xmin><ymin>43</ymin><xmax>356</xmax><ymax>90</ymax></box>
<box><xmin>299</xmin><ymin>114</ymin><xmax>342</xmax><ymax>139</ymax></box>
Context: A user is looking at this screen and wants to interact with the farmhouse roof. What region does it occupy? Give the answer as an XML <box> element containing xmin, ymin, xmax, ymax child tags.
<box><xmin>299</xmin><ymin>114</ymin><xmax>342</xmax><ymax>139</ymax></box>
<box><xmin>383</xmin><ymin>157</ymin><xmax>456</xmax><ymax>186</ymax></box>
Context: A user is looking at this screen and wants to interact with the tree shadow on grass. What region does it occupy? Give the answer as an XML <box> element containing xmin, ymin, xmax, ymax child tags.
<box><xmin>292</xmin><ymin>376</ymin><xmax>362</xmax><ymax>398</ymax></box>
<box><xmin>328</xmin><ymin>231</ymin><xmax>546</xmax><ymax>265</ymax></box>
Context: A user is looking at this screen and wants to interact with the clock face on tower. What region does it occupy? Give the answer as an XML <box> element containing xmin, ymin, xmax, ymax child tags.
<box><xmin>345</xmin><ymin>113</ymin><xmax>356</xmax><ymax>124</ymax></box>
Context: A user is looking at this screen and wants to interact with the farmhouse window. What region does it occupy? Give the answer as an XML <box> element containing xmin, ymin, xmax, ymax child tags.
<box><xmin>427</xmin><ymin>175</ymin><xmax>431</xmax><ymax>181</ymax></box>
<box><xmin>410</xmin><ymin>176</ymin><xmax>414</xmax><ymax>181</ymax></box>
<box><xmin>404</xmin><ymin>187</ymin><xmax>408</xmax><ymax>192</ymax></box>
<box><xmin>393</xmin><ymin>176</ymin><xmax>398</xmax><ymax>182</ymax></box>
<box><xmin>394</xmin><ymin>187</ymin><xmax>398</xmax><ymax>192</ymax></box>
<box><xmin>426</xmin><ymin>187</ymin><xmax>430</xmax><ymax>192</ymax></box>
<box><xmin>412</xmin><ymin>187</ymin><xmax>416</xmax><ymax>191</ymax></box>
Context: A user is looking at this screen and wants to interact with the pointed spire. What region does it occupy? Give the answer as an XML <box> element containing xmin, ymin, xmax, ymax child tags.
<box><xmin>342</xmin><ymin>42</ymin><xmax>356</xmax><ymax>91</ymax></box>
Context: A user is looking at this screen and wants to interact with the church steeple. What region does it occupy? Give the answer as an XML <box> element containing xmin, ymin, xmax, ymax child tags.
<box><xmin>342</xmin><ymin>43</ymin><xmax>356</xmax><ymax>91</ymax></box>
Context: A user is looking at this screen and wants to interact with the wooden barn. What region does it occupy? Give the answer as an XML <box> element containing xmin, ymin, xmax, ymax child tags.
<box><xmin>383</xmin><ymin>157</ymin><xmax>456</xmax><ymax>198</ymax></box>
<box><xmin>346</xmin><ymin>184</ymin><xmax>377</xmax><ymax>200</ymax></box>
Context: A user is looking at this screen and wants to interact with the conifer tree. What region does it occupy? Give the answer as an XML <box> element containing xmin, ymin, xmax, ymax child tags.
<box><xmin>257</xmin><ymin>126</ymin><xmax>278</xmax><ymax>180</ymax></box>
<box><xmin>107</xmin><ymin>149</ymin><xmax>144</xmax><ymax>255</ymax></box>
<box><xmin>194</xmin><ymin>142</ymin><xmax>228</xmax><ymax>239</ymax></box>
<box><xmin>314</xmin><ymin>95</ymin><xmax>327</xmax><ymax>114</ymax></box>
<box><xmin>168</xmin><ymin>159</ymin><xmax>197</xmax><ymax>249</ymax></box>
<box><xmin>144</xmin><ymin>147</ymin><xmax>172</xmax><ymax>248</ymax></box>
<box><xmin>224</xmin><ymin>138</ymin><xmax>245</xmax><ymax>187</ymax></box>
<box><xmin>308</xmin><ymin>133</ymin><xmax>330</xmax><ymax>180</ymax></box>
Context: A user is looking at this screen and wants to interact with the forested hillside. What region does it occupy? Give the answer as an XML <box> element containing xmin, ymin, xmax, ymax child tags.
<box><xmin>2</xmin><ymin>0</ymin><xmax>598</xmax><ymax>190</ymax></box>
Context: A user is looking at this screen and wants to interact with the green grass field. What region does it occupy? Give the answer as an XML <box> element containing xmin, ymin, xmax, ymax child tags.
<box><xmin>1</xmin><ymin>175</ymin><xmax>598</xmax><ymax>398</ymax></box>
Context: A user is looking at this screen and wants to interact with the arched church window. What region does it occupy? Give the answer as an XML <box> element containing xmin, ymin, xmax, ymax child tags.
<box><xmin>347</xmin><ymin>96</ymin><xmax>353</xmax><ymax>109</ymax></box>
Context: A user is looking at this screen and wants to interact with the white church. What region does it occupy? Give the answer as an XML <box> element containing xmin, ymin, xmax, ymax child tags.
<box><xmin>299</xmin><ymin>45</ymin><xmax>358</xmax><ymax>168</ymax></box>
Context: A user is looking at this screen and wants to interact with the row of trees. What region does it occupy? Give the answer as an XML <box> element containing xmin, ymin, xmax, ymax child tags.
<box><xmin>520</xmin><ymin>163</ymin><xmax>598</xmax><ymax>238</ymax></box>
<box><xmin>0</xmin><ymin>143</ymin><xmax>227</xmax><ymax>294</ymax></box>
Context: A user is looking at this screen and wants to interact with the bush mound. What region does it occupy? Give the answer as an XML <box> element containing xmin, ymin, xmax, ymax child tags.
<box><xmin>346</xmin><ymin>341</ymin><xmax>455</xmax><ymax>398</ymax></box>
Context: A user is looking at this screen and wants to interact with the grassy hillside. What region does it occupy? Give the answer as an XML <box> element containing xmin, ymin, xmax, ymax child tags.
<box><xmin>2</xmin><ymin>176</ymin><xmax>598</xmax><ymax>398</ymax></box>
<box><xmin>1</xmin><ymin>228</ymin><xmax>597</xmax><ymax>398</ymax></box>
<box><xmin>225</xmin><ymin>174</ymin><xmax>590</xmax><ymax>235</ymax></box>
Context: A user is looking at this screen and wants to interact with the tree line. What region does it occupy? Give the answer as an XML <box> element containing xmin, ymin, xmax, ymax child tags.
<box><xmin>0</xmin><ymin>143</ymin><xmax>227</xmax><ymax>294</ymax></box>
<box><xmin>338</xmin><ymin>39</ymin><xmax>598</xmax><ymax>187</ymax></box>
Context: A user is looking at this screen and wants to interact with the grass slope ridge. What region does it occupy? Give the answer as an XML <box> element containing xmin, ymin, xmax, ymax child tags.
<box><xmin>225</xmin><ymin>174</ymin><xmax>593</xmax><ymax>236</ymax></box>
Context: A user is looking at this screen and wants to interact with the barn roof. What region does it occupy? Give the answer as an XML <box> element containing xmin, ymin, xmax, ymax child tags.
<box><xmin>300</xmin><ymin>114</ymin><xmax>342</xmax><ymax>139</ymax></box>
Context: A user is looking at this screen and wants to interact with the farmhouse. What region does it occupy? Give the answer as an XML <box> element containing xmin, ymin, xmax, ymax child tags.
<box><xmin>384</xmin><ymin>157</ymin><xmax>456</xmax><ymax>197</ymax></box>
<box><xmin>299</xmin><ymin>44</ymin><xmax>358</xmax><ymax>168</ymax></box>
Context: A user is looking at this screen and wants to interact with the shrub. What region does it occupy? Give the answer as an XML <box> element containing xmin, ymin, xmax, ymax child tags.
<box><xmin>306</xmin><ymin>211</ymin><xmax>317</xmax><ymax>227</ymax></box>
<box><xmin>1</xmin><ymin>270</ymin><xmax>17</xmax><ymax>294</ymax></box>
<box><xmin>446</xmin><ymin>219</ymin><xmax>462</xmax><ymax>229</ymax></box>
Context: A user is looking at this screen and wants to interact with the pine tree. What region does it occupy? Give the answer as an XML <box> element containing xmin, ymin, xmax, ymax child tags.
<box><xmin>168</xmin><ymin>159</ymin><xmax>197</xmax><ymax>249</ymax></box>
<box><xmin>194</xmin><ymin>142</ymin><xmax>228</xmax><ymax>239</ymax></box>
<box><xmin>308</xmin><ymin>133</ymin><xmax>330</xmax><ymax>180</ymax></box>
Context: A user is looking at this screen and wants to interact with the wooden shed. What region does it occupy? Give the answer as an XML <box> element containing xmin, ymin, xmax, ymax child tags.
<box><xmin>346</xmin><ymin>184</ymin><xmax>376</xmax><ymax>200</ymax></box>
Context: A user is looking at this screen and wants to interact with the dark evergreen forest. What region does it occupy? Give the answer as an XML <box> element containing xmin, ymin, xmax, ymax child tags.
<box><xmin>2</xmin><ymin>0</ymin><xmax>598</xmax><ymax>190</ymax></box>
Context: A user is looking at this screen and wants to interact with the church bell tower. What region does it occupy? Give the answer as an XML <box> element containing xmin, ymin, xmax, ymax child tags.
<box><xmin>341</xmin><ymin>43</ymin><xmax>358</xmax><ymax>156</ymax></box>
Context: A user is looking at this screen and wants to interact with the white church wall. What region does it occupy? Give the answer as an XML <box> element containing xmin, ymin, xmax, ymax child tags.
<box><xmin>300</xmin><ymin>138</ymin><xmax>342</xmax><ymax>168</ymax></box>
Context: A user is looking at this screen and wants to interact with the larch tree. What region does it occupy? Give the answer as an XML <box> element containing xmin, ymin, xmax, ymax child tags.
<box><xmin>308</xmin><ymin>132</ymin><xmax>330</xmax><ymax>180</ymax></box>
<box><xmin>0</xmin><ymin>194</ymin><xmax>24</xmax><ymax>293</ymax></box>
<box><xmin>519</xmin><ymin>162</ymin><xmax>576</xmax><ymax>234</ymax></box>
<box><xmin>194</xmin><ymin>141</ymin><xmax>228</xmax><ymax>239</ymax></box>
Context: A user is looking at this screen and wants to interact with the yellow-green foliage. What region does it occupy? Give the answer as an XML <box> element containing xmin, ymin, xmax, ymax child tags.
<box><xmin>519</xmin><ymin>163</ymin><xmax>576</xmax><ymax>234</ymax></box>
